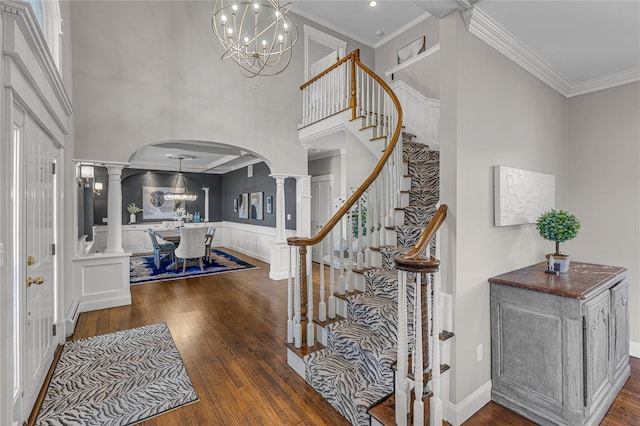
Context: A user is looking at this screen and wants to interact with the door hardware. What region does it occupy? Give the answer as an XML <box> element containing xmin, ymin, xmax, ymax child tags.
<box><xmin>26</xmin><ymin>276</ymin><xmax>44</xmax><ymax>287</ymax></box>
<box><xmin>27</xmin><ymin>255</ymin><xmax>35</xmax><ymax>266</ymax></box>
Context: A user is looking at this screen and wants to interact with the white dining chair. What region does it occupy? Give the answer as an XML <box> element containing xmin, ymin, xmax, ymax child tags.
<box><xmin>173</xmin><ymin>227</ymin><xmax>207</xmax><ymax>272</ymax></box>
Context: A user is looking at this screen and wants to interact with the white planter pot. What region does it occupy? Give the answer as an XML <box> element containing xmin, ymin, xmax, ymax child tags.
<box><xmin>130</xmin><ymin>213</ymin><xmax>136</xmax><ymax>224</ymax></box>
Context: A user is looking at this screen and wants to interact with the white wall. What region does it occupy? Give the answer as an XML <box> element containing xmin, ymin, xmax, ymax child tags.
<box><xmin>567</xmin><ymin>82</ymin><xmax>640</xmax><ymax>351</ymax></box>
<box><xmin>440</xmin><ymin>10</ymin><xmax>569</xmax><ymax>413</ymax></box>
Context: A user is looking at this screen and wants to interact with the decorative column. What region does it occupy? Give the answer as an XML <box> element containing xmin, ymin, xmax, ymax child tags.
<box><xmin>105</xmin><ymin>165</ymin><xmax>124</xmax><ymax>253</ymax></box>
<box><xmin>269</xmin><ymin>174</ymin><xmax>290</xmax><ymax>281</ymax></box>
<box><xmin>273</xmin><ymin>175</ymin><xmax>287</xmax><ymax>242</ymax></box>
<box><xmin>201</xmin><ymin>187</ymin><xmax>210</xmax><ymax>222</ymax></box>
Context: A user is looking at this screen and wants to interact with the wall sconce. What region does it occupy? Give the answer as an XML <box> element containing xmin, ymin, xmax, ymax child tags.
<box><xmin>93</xmin><ymin>182</ymin><xmax>103</xmax><ymax>196</ymax></box>
<box><xmin>78</xmin><ymin>165</ymin><xmax>94</xmax><ymax>188</ymax></box>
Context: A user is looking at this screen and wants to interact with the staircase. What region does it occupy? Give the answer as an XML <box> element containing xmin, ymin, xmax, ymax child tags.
<box><xmin>287</xmin><ymin>49</ymin><xmax>451</xmax><ymax>426</ymax></box>
<box><xmin>303</xmin><ymin>133</ymin><xmax>448</xmax><ymax>426</ymax></box>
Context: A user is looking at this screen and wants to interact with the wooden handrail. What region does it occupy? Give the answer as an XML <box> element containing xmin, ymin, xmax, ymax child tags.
<box><xmin>289</xmin><ymin>51</ymin><xmax>403</xmax><ymax>248</ymax></box>
<box><xmin>299</xmin><ymin>49</ymin><xmax>359</xmax><ymax>90</ymax></box>
<box><xmin>394</xmin><ymin>204</ymin><xmax>447</xmax><ymax>272</ymax></box>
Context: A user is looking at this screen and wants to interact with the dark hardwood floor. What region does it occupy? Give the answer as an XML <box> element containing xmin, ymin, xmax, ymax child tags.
<box><xmin>70</xmin><ymin>249</ymin><xmax>640</xmax><ymax>425</ymax></box>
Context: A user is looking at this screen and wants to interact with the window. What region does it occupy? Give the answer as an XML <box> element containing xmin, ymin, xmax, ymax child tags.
<box><xmin>25</xmin><ymin>0</ymin><xmax>63</xmax><ymax>70</ymax></box>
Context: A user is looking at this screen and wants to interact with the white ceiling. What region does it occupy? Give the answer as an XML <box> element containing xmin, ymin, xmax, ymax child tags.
<box><xmin>292</xmin><ymin>0</ymin><xmax>640</xmax><ymax>88</ymax></box>
<box><xmin>134</xmin><ymin>1</ymin><xmax>639</xmax><ymax>173</ymax></box>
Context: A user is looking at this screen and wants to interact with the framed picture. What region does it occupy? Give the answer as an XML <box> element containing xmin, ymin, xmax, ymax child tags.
<box><xmin>238</xmin><ymin>193</ymin><xmax>249</xmax><ymax>219</ymax></box>
<box><xmin>397</xmin><ymin>36</ymin><xmax>425</xmax><ymax>65</ymax></box>
<box><xmin>233</xmin><ymin>197</ymin><xmax>238</xmax><ymax>212</ymax></box>
<box><xmin>142</xmin><ymin>186</ymin><xmax>177</xmax><ymax>219</ymax></box>
<box><xmin>250</xmin><ymin>192</ymin><xmax>263</xmax><ymax>220</ymax></box>
<box><xmin>266</xmin><ymin>196</ymin><xmax>273</xmax><ymax>214</ymax></box>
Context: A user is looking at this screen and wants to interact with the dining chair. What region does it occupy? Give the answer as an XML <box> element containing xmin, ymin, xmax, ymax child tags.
<box><xmin>204</xmin><ymin>227</ymin><xmax>216</xmax><ymax>262</ymax></box>
<box><xmin>173</xmin><ymin>227</ymin><xmax>207</xmax><ymax>272</ymax></box>
<box><xmin>147</xmin><ymin>229</ymin><xmax>176</xmax><ymax>269</ymax></box>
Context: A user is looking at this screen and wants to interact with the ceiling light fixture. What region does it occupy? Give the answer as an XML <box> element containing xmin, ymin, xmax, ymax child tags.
<box><xmin>211</xmin><ymin>1</ymin><xmax>299</xmax><ymax>78</ymax></box>
<box><xmin>164</xmin><ymin>156</ymin><xmax>197</xmax><ymax>202</ymax></box>
<box><xmin>369</xmin><ymin>1</ymin><xmax>377</xmax><ymax>7</ymax></box>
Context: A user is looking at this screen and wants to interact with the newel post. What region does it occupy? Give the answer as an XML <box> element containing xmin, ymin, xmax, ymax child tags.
<box><xmin>298</xmin><ymin>245</ymin><xmax>308</xmax><ymax>346</ymax></box>
<box><xmin>350</xmin><ymin>49</ymin><xmax>359</xmax><ymax>120</ymax></box>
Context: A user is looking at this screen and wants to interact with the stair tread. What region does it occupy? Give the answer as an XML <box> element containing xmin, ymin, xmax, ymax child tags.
<box><xmin>393</xmin><ymin>361</ymin><xmax>451</xmax><ymax>381</ymax></box>
<box><xmin>335</xmin><ymin>289</ymin><xmax>363</xmax><ymax>300</ymax></box>
<box><xmin>313</xmin><ymin>315</ymin><xmax>346</xmax><ymax>328</ymax></box>
<box><xmin>285</xmin><ymin>341</ymin><xmax>325</xmax><ymax>358</ymax></box>
<box><xmin>440</xmin><ymin>330</ymin><xmax>455</xmax><ymax>341</ymax></box>
<box><xmin>368</xmin><ymin>388</ymin><xmax>435</xmax><ymax>426</ymax></box>
<box><xmin>370</xmin><ymin>136</ymin><xmax>387</xmax><ymax>141</ymax></box>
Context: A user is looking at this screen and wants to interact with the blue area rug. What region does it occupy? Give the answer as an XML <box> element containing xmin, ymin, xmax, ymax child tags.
<box><xmin>130</xmin><ymin>248</ymin><xmax>257</xmax><ymax>284</ymax></box>
<box><xmin>35</xmin><ymin>323</ymin><xmax>198</xmax><ymax>425</ymax></box>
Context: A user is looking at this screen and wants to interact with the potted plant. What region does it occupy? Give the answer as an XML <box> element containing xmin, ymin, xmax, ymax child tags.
<box><xmin>127</xmin><ymin>203</ymin><xmax>143</xmax><ymax>224</ymax></box>
<box><xmin>536</xmin><ymin>209</ymin><xmax>581</xmax><ymax>273</ymax></box>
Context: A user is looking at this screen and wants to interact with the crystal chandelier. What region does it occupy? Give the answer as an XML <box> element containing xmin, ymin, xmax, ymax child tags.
<box><xmin>164</xmin><ymin>156</ymin><xmax>197</xmax><ymax>202</ymax></box>
<box><xmin>211</xmin><ymin>0</ymin><xmax>298</xmax><ymax>78</ymax></box>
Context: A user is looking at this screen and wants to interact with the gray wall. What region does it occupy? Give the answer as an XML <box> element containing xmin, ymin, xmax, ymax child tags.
<box><xmin>90</xmin><ymin>162</ymin><xmax>295</xmax><ymax>230</ymax></box>
<box><xmin>439</xmin><ymin>11</ymin><xmax>569</xmax><ymax>405</ymax></box>
<box><xmin>567</xmin><ymin>81</ymin><xmax>640</xmax><ymax>348</ymax></box>
<box><xmin>221</xmin><ymin>162</ymin><xmax>296</xmax><ymax>230</ymax></box>
<box><xmin>375</xmin><ymin>15</ymin><xmax>440</xmax><ymax>99</ymax></box>
<box><xmin>120</xmin><ymin>168</ymin><xmax>223</xmax><ymax>225</ymax></box>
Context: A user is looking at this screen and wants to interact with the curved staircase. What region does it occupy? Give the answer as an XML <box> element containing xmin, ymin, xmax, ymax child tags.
<box><xmin>287</xmin><ymin>50</ymin><xmax>452</xmax><ymax>426</ymax></box>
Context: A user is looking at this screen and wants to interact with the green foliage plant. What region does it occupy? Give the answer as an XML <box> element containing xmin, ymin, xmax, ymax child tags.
<box><xmin>536</xmin><ymin>209</ymin><xmax>581</xmax><ymax>256</ymax></box>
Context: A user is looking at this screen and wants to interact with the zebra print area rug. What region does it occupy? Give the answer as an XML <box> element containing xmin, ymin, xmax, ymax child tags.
<box><xmin>35</xmin><ymin>323</ymin><xmax>198</xmax><ymax>426</ymax></box>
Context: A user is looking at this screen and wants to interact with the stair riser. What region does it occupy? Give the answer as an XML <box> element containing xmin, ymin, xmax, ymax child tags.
<box><xmin>365</xmin><ymin>272</ymin><xmax>416</xmax><ymax>310</ymax></box>
<box><xmin>326</xmin><ymin>322</ymin><xmax>396</xmax><ymax>384</ymax></box>
<box><xmin>346</xmin><ymin>296</ymin><xmax>415</xmax><ymax>347</ymax></box>
<box><xmin>403</xmin><ymin>206</ymin><xmax>436</xmax><ymax>226</ymax></box>
<box><xmin>409</xmin><ymin>190</ymin><xmax>439</xmax><ymax>207</ymax></box>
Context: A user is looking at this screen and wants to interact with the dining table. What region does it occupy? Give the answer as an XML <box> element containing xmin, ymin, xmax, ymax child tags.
<box><xmin>155</xmin><ymin>229</ymin><xmax>181</xmax><ymax>244</ymax></box>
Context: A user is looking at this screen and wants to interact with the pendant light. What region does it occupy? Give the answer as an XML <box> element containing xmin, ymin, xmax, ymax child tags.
<box><xmin>164</xmin><ymin>155</ymin><xmax>197</xmax><ymax>202</ymax></box>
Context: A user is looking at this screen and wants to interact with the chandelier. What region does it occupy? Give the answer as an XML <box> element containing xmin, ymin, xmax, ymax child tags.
<box><xmin>164</xmin><ymin>156</ymin><xmax>197</xmax><ymax>202</ymax></box>
<box><xmin>211</xmin><ymin>0</ymin><xmax>298</xmax><ymax>78</ymax></box>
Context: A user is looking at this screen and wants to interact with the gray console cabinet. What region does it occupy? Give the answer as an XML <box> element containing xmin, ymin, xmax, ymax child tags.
<box><xmin>489</xmin><ymin>262</ymin><xmax>629</xmax><ymax>426</ymax></box>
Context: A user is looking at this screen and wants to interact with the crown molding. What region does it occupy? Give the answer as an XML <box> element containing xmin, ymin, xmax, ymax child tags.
<box><xmin>463</xmin><ymin>7</ymin><xmax>640</xmax><ymax>98</ymax></box>
<box><xmin>463</xmin><ymin>7</ymin><xmax>572</xmax><ymax>96</ymax></box>
<box><xmin>567</xmin><ymin>67</ymin><xmax>640</xmax><ymax>98</ymax></box>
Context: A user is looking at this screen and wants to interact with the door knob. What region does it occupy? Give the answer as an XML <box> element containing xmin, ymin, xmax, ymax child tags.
<box><xmin>27</xmin><ymin>255</ymin><xmax>35</xmax><ymax>266</ymax></box>
<box><xmin>26</xmin><ymin>276</ymin><xmax>44</xmax><ymax>287</ymax></box>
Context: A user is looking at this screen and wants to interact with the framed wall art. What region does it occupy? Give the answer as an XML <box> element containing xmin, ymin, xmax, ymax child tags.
<box><xmin>397</xmin><ymin>36</ymin><xmax>425</xmax><ymax>65</ymax></box>
<box><xmin>266</xmin><ymin>195</ymin><xmax>273</xmax><ymax>214</ymax></box>
<box><xmin>238</xmin><ymin>193</ymin><xmax>249</xmax><ymax>219</ymax></box>
<box><xmin>251</xmin><ymin>192</ymin><xmax>264</xmax><ymax>220</ymax></box>
<box><xmin>142</xmin><ymin>186</ymin><xmax>176</xmax><ymax>219</ymax></box>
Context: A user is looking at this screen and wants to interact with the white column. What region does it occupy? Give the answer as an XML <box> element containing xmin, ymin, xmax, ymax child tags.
<box><xmin>201</xmin><ymin>187</ymin><xmax>210</xmax><ymax>222</ymax></box>
<box><xmin>105</xmin><ymin>165</ymin><xmax>124</xmax><ymax>253</ymax></box>
<box><xmin>272</xmin><ymin>175</ymin><xmax>287</xmax><ymax>243</ymax></box>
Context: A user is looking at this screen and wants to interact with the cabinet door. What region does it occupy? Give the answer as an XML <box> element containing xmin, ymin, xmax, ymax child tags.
<box><xmin>583</xmin><ymin>290</ymin><xmax>612</xmax><ymax>414</ymax></box>
<box><xmin>610</xmin><ymin>280</ymin><xmax>629</xmax><ymax>377</ymax></box>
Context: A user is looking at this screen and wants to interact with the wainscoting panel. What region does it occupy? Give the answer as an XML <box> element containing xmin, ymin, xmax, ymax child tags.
<box><xmin>73</xmin><ymin>252</ymin><xmax>131</xmax><ymax>312</ymax></box>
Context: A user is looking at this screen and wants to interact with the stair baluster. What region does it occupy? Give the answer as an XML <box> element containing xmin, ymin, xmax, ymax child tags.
<box><xmin>318</xmin><ymin>236</ymin><xmax>326</xmax><ymax>322</ymax></box>
<box><xmin>287</xmin><ymin>246</ymin><xmax>294</xmax><ymax>343</ymax></box>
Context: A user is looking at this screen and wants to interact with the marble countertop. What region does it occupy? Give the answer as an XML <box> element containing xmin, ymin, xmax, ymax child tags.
<box><xmin>489</xmin><ymin>261</ymin><xmax>627</xmax><ymax>299</ymax></box>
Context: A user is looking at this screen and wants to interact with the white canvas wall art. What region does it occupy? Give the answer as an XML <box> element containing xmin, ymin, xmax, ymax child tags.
<box><xmin>494</xmin><ymin>166</ymin><xmax>555</xmax><ymax>226</ymax></box>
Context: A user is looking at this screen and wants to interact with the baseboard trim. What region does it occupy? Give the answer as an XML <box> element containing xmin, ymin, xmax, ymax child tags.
<box><xmin>446</xmin><ymin>380</ymin><xmax>492</xmax><ymax>426</ymax></box>
<box><xmin>64</xmin><ymin>298</ymin><xmax>81</xmax><ymax>337</ymax></box>
<box><xmin>79</xmin><ymin>295</ymin><xmax>132</xmax><ymax>314</ymax></box>
<box><xmin>630</xmin><ymin>340</ymin><xmax>640</xmax><ymax>358</ymax></box>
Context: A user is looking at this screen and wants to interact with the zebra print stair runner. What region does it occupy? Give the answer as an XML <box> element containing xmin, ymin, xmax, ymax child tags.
<box><xmin>303</xmin><ymin>133</ymin><xmax>439</xmax><ymax>425</ymax></box>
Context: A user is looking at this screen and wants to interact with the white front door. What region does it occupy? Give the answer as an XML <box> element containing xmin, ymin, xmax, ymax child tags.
<box><xmin>310</xmin><ymin>176</ymin><xmax>334</xmax><ymax>263</ymax></box>
<box><xmin>12</xmin><ymin>108</ymin><xmax>58</xmax><ymax>423</ymax></box>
